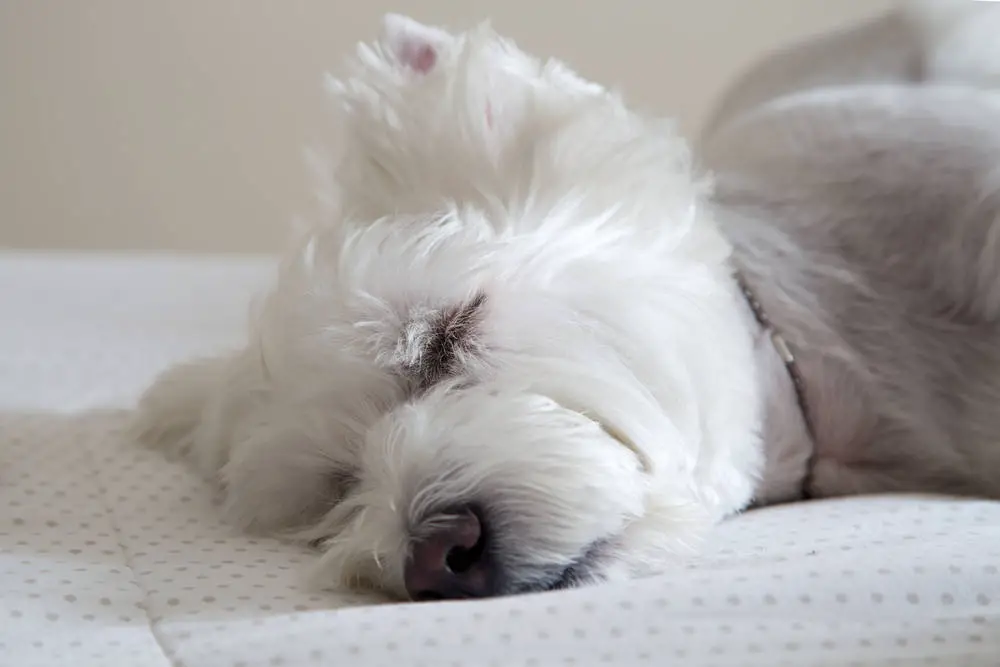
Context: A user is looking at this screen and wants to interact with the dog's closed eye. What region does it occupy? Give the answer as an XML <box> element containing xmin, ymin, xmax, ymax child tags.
<box><xmin>330</xmin><ymin>468</ymin><xmax>360</xmax><ymax>504</ymax></box>
<box><xmin>396</xmin><ymin>291</ymin><xmax>488</xmax><ymax>390</ymax></box>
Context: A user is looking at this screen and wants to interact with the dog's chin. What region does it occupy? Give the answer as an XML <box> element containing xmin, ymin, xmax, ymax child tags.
<box><xmin>510</xmin><ymin>540</ymin><xmax>612</xmax><ymax>595</ymax></box>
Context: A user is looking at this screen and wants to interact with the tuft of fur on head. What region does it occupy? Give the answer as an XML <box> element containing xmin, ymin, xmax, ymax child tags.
<box><xmin>133</xmin><ymin>14</ymin><xmax>764</xmax><ymax>599</ymax></box>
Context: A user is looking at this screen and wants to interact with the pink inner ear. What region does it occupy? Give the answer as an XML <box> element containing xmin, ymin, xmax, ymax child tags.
<box><xmin>400</xmin><ymin>41</ymin><xmax>437</xmax><ymax>74</ymax></box>
<box><xmin>485</xmin><ymin>101</ymin><xmax>494</xmax><ymax>129</ymax></box>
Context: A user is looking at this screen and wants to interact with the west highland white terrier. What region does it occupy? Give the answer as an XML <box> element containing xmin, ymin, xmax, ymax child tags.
<box><xmin>134</xmin><ymin>4</ymin><xmax>1000</xmax><ymax>601</ymax></box>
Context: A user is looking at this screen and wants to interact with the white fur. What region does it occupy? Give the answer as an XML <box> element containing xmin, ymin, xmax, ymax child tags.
<box><xmin>135</xmin><ymin>1</ymin><xmax>1000</xmax><ymax>600</ymax></box>
<box><xmin>133</xmin><ymin>14</ymin><xmax>764</xmax><ymax>598</ymax></box>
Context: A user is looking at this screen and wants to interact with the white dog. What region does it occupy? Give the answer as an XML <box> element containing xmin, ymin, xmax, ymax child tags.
<box><xmin>134</xmin><ymin>4</ymin><xmax>1000</xmax><ymax>601</ymax></box>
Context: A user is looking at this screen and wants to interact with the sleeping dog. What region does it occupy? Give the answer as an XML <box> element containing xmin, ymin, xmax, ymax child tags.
<box><xmin>133</xmin><ymin>3</ymin><xmax>1000</xmax><ymax>601</ymax></box>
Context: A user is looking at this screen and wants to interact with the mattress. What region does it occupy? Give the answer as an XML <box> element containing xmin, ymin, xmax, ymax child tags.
<box><xmin>1</xmin><ymin>252</ymin><xmax>998</xmax><ymax>667</ymax></box>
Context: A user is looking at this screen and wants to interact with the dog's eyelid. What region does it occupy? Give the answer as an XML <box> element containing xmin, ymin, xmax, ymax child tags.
<box><xmin>552</xmin><ymin>400</ymin><xmax>655</xmax><ymax>475</ymax></box>
<box><xmin>598</xmin><ymin>422</ymin><xmax>654</xmax><ymax>475</ymax></box>
<box><xmin>330</xmin><ymin>468</ymin><xmax>360</xmax><ymax>499</ymax></box>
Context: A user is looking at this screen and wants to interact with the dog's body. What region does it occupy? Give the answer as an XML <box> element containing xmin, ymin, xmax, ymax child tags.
<box><xmin>710</xmin><ymin>85</ymin><xmax>1000</xmax><ymax>505</ymax></box>
<box><xmin>134</xmin><ymin>4</ymin><xmax>1000</xmax><ymax>601</ymax></box>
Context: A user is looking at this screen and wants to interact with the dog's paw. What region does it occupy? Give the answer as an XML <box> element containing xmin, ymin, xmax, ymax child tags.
<box><xmin>130</xmin><ymin>357</ymin><xmax>228</xmax><ymax>462</ymax></box>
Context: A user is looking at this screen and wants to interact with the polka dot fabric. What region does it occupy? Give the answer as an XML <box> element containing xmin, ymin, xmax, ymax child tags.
<box><xmin>2</xmin><ymin>253</ymin><xmax>999</xmax><ymax>667</ymax></box>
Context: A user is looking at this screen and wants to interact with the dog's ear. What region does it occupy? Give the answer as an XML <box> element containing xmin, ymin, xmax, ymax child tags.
<box><xmin>380</xmin><ymin>14</ymin><xmax>453</xmax><ymax>74</ymax></box>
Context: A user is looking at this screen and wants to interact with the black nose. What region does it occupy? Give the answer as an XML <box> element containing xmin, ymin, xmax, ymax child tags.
<box><xmin>404</xmin><ymin>507</ymin><xmax>496</xmax><ymax>601</ymax></box>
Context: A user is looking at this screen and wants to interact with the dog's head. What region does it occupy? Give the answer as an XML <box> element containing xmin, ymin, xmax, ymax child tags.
<box><xmin>235</xmin><ymin>15</ymin><xmax>763</xmax><ymax>600</ymax></box>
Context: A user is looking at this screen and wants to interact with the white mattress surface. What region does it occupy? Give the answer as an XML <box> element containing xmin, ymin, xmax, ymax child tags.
<box><xmin>1</xmin><ymin>252</ymin><xmax>998</xmax><ymax>667</ymax></box>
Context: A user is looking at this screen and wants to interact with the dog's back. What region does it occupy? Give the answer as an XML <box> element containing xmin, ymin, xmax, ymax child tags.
<box><xmin>702</xmin><ymin>0</ymin><xmax>1000</xmax><ymax>140</ymax></box>
<box><xmin>699</xmin><ymin>2</ymin><xmax>1000</xmax><ymax>499</ymax></box>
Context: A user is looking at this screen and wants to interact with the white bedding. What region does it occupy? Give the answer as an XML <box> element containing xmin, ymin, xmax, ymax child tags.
<box><xmin>1</xmin><ymin>253</ymin><xmax>998</xmax><ymax>667</ymax></box>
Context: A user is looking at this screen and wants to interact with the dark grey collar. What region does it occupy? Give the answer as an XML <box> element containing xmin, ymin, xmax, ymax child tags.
<box><xmin>735</xmin><ymin>272</ymin><xmax>817</xmax><ymax>445</ymax></box>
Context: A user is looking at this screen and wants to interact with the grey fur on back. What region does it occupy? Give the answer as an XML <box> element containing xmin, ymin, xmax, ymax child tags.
<box><xmin>699</xmin><ymin>2</ymin><xmax>1000</xmax><ymax>501</ymax></box>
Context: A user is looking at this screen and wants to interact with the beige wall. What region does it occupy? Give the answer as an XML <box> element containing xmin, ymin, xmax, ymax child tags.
<box><xmin>0</xmin><ymin>1</ymin><xmax>890</xmax><ymax>253</ymax></box>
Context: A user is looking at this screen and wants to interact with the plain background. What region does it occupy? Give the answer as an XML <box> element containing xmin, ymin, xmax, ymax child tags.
<box><xmin>0</xmin><ymin>1</ymin><xmax>892</xmax><ymax>253</ymax></box>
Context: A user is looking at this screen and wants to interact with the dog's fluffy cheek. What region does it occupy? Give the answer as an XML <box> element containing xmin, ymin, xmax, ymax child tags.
<box><xmin>616</xmin><ymin>494</ymin><xmax>714</xmax><ymax>577</ymax></box>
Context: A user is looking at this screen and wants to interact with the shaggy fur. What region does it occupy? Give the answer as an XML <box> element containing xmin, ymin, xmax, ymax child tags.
<box><xmin>133</xmin><ymin>3</ymin><xmax>1000</xmax><ymax>600</ymax></box>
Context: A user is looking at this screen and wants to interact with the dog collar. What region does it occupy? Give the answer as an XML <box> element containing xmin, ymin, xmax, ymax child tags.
<box><xmin>735</xmin><ymin>272</ymin><xmax>816</xmax><ymax>443</ymax></box>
